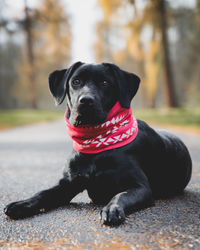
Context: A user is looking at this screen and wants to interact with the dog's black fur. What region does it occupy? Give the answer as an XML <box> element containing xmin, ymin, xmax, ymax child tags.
<box><xmin>4</xmin><ymin>62</ymin><xmax>192</xmax><ymax>225</ymax></box>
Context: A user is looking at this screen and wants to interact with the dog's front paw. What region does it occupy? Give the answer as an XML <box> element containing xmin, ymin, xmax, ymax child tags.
<box><xmin>4</xmin><ymin>200</ymin><xmax>39</xmax><ymax>220</ymax></box>
<box><xmin>100</xmin><ymin>204</ymin><xmax>125</xmax><ymax>226</ymax></box>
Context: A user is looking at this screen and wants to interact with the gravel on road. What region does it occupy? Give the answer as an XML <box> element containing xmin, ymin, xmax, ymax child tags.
<box><xmin>0</xmin><ymin>120</ymin><xmax>200</xmax><ymax>249</ymax></box>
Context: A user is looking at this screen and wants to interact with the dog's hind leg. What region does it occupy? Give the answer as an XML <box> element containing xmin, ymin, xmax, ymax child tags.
<box><xmin>153</xmin><ymin>130</ymin><xmax>192</xmax><ymax>198</ymax></box>
<box><xmin>4</xmin><ymin>177</ymin><xmax>86</xmax><ymax>220</ymax></box>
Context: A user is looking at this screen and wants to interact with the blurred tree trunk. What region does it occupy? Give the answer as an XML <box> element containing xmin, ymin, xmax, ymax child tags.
<box><xmin>158</xmin><ymin>0</ymin><xmax>177</xmax><ymax>107</ymax></box>
<box><xmin>132</xmin><ymin>2</ymin><xmax>148</xmax><ymax>108</ymax></box>
<box><xmin>16</xmin><ymin>0</ymin><xmax>72</xmax><ymax>109</ymax></box>
<box><xmin>24</xmin><ymin>0</ymin><xmax>37</xmax><ymax>109</ymax></box>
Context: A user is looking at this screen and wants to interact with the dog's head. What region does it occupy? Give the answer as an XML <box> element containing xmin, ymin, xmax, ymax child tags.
<box><xmin>48</xmin><ymin>62</ymin><xmax>140</xmax><ymax>126</ymax></box>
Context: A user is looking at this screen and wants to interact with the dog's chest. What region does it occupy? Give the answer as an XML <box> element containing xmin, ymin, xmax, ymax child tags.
<box><xmin>86</xmin><ymin>167</ymin><xmax>121</xmax><ymax>205</ymax></box>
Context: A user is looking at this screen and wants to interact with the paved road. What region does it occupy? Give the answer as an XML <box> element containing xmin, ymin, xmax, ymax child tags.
<box><xmin>0</xmin><ymin>120</ymin><xmax>200</xmax><ymax>249</ymax></box>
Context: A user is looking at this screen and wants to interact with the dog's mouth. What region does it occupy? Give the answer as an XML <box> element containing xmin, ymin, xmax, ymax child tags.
<box><xmin>68</xmin><ymin>104</ymin><xmax>107</xmax><ymax>127</ymax></box>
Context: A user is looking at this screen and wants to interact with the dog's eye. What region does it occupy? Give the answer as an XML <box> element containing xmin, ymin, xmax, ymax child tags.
<box><xmin>72</xmin><ymin>79</ymin><xmax>80</xmax><ymax>85</ymax></box>
<box><xmin>102</xmin><ymin>80</ymin><xmax>110</xmax><ymax>86</ymax></box>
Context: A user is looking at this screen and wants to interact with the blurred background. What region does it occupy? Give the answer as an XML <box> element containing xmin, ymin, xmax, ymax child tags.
<box><xmin>0</xmin><ymin>0</ymin><xmax>200</xmax><ymax>129</ymax></box>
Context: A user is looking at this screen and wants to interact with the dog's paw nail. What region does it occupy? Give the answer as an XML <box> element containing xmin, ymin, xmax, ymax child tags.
<box><xmin>100</xmin><ymin>210</ymin><xmax>108</xmax><ymax>224</ymax></box>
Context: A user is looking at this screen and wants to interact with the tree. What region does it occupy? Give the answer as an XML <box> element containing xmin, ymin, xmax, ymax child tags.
<box><xmin>0</xmin><ymin>42</ymin><xmax>21</xmax><ymax>109</ymax></box>
<box><xmin>95</xmin><ymin>0</ymin><xmax>178</xmax><ymax>108</ymax></box>
<box><xmin>94</xmin><ymin>0</ymin><xmax>123</xmax><ymax>63</ymax></box>
<box><xmin>158</xmin><ymin>0</ymin><xmax>177</xmax><ymax>107</ymax></box>
<box><xmin>0</xmin><ymin>1</ymin><xmax>21</xmax><ymax>109</ymax></box>
<box><xmin>171</xmin><ymin>2</ymin><xmax>200</xmax><ymax>106</ymax></box>
<box><xmin>24</xmin><ymin>0</ymin><xmax>37</xmax><ymax>108</ymax></box>
<box><xmin>128</xmin><ymin>0</ymin><xmax>177</xmax><ymax>107</ymax></box>
<box><xmin>15</xmin><ymin>0</ymin><xmax>72</xmax><ymax>108</ymax></box>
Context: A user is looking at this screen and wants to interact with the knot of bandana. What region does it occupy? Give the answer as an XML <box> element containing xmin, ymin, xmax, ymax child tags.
<box><xmin>65</xmin><ymin>102</ymin><xmax>138</xmax><ymax>154</ymax></box>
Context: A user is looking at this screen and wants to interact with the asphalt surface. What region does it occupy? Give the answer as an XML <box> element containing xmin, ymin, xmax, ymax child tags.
<box><xmin>0</xmin><ymin>120</ymin><xmax>200</xmax><ymax>249</ymax></box>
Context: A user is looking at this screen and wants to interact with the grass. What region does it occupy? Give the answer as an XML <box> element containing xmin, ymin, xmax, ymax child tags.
<box><xmin>0</xmin><ymin>108</ymin><xmax>200</xmax><ymax>133</ymax></box>
<box><xmin>0</xmin><ymin>109</ymin><xmax>63</xmax><ymax>130</ymax></box>
<box><xmin>134</xmin><ymin>108</ymin><xmax>200</xmax><ymax>133</ymax></box>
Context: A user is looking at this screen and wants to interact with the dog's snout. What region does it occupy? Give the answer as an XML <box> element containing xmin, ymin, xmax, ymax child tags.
<box><xmin>79</xmin><ymin>96</ymin><xmax>94</xmax><ymax>106</ymax></box>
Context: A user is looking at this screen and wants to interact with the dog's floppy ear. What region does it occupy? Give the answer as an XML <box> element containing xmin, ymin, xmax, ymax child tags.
<box><xmin>103</xmin><ymin>63</ymin><xmax>140</xmax><ymax>108</ymax></box>
<box><xmin>48</xmin><ymin>61</ymin><xmax>83</xmax><ymax>105</ymax></box>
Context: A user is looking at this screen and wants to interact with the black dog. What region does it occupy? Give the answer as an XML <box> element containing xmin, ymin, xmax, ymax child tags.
<box><xmin>4</xmin><ymin>62</ymin><xmax>192</xmax><ymax>225</ymax></box>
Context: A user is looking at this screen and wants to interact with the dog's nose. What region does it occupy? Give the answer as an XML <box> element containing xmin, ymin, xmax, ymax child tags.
<box><xmin>79</xmin><ymin>96</ymin><xmax>94</xmax><ymax>106</ymax></box>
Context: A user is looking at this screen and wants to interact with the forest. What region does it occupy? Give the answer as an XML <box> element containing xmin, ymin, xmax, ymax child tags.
<box><xmin>0</xmin><ymin>0</ymin><xmax>200</xmax><ymax>110</ymax></box>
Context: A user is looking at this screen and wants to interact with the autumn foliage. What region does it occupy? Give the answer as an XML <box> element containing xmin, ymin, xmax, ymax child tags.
<box><xmin>0</xmin><ymin>0</ymin><xmax>199</xmax><ymax>109</ymax></box>
<box><xmin>95</xmin><ymin>0</ymin><xmax>200</xmax><ymax>108</ymax></box>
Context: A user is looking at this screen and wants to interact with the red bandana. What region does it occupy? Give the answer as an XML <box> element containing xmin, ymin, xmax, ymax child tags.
<box><xmin>65</xmin><ymin>102</ymin><xmax>138</xmax><ymax>154</ymax></box>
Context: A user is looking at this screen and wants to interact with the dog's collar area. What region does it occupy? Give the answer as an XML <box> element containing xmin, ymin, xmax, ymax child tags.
<box><xmin>65</xmin><ymin>101</ymin><xmax>138</xmax><ymax>154</ymax></box>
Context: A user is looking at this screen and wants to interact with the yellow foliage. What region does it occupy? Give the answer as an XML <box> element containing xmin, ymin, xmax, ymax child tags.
<box><xmin>125</xmin><ymin>16</ymin><xmax>144</xmax><ymax>61</ymax></box>
<box><xmin>16</xmin><ymin>0</ymin><xmax>72</xmax><ymax>108</ymax></box>
<box><xmin>34</xmin><ymin>0</ymin><xmax>71</xmax><ymax>70</ymax></box>
<box><xmin>98</xmin><ymin>0</ymin><xmax>121</xmax><ymax>20</ymax></box>
<box><xmin>127</xmin><ymin>33</ymin><xmax>143</xmax><ymax>61</ymax></box>
<box><xmin>113</xmin><ymin>50</ymin><xmax>126</xmax><ymax>64</ymax></box>
<box><xmin>144</xmin><ymin>39</ymin><xmax>160</xmax><ymax>99</ymax></box>
<box><xmin>95</xmin><ymin>0</ymin><xmax>127</xmax><ymax>62</ymax></box>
